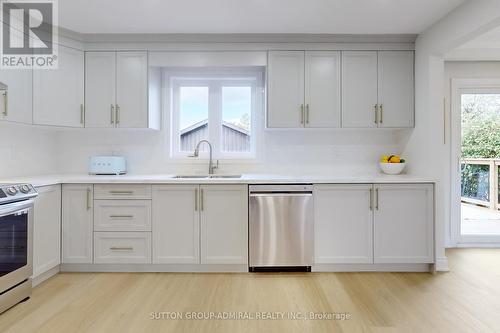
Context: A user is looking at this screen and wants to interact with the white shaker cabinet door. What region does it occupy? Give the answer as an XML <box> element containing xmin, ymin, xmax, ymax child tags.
<box><xmin>341</xmin><ymin>51</ymin><xmax>378</xmax><ymax>128</ymax></box>
<box><xmin>115</xmin><ymin>51</ymin><xmax>148</xmax><ymax>128</ymax></box>
<box><xmin>62</xmin><ymin>184</ymin><xmax>93</xmax><ymax>263</ymax></box>
<box><xmin>0</xmin><ymin>68</ymin><xmax>32</xmax><ymax>124</ymax></box>
<box><xmin>33</xmin><ymin>45</ymin><xmax>84</xmax><ymax>127</ymax></box>
<box><xmin>33</xmin><ymin>185</ymin><xmax>61</xmax><ymax>277</ymax></box>
<box><xmin>314</xmin><ymin>184</ymin><xmax>374</xmax><ymax>264</ymax></box>
<box><xmin>377</xmin><ymin>51</ymin><xmax>414</xmax><ymax>128</ymax></box>
<box><xmin>373</xmin><ymin>184</ymin><xmax>434</xmax><ymax>264</ymax></box>
<box><xmin>84</xmin><ymin>52</ymin><xmax>116</xmax><ymax>128</ymax></box>
<box><xmin>267</xmin><ymin>51</ymin><xmax>305</xmax><ymax>128</ymax></box>
<box><xmin>305</xmin><ymin>51</ymin><xmax>341</xmax><ymax>128</ymax></box>
<box><xmin>152</xmin><ymin>185</ymin><xmax>200</xmax><ymax>264</ymax></box>
<box><xmin>200</xmin><ymin>185</ymin><xmax>248</xmax><ymax>265</ymax></box>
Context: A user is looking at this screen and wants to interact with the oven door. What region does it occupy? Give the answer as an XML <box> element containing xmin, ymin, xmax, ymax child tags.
<box><xmin>0</xmin><ymin>199</ymin><xmax>33</xmax><ymax>292</ymax></box>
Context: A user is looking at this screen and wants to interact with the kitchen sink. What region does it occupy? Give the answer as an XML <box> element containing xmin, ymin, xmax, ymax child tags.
<box><xmin>171</xmin><ymin>175</ymin><xmax>242</xmax><ymax>179</ymax></box>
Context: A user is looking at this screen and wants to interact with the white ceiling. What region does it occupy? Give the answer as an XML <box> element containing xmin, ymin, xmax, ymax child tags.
<box><xmin>59</xmin><ymin>0</ymin><xmax>465</xmax><ymax>34</ymax></box>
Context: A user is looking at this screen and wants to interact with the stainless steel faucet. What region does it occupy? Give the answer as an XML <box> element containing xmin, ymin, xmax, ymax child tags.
<box><xmin>190</xmin><ymin>140</ymin><xmax>218</xmax><ymax>174</ymax></box>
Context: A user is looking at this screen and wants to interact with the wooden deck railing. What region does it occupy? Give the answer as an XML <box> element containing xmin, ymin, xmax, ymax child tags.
<box><xmin>461</xmin><ymin>158</ymin><xmax>500</xmax><ymax>211</ymax></box>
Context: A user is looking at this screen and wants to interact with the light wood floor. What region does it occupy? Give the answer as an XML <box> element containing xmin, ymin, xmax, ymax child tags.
<box><xmin>1</xmin><ymin>249</ymin><xmax>500</xmax><ymax>333</ymax></box>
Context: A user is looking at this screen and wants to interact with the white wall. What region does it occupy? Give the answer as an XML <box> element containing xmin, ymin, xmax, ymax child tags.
<box><xmin>0</xmin><ymin>123</ymin><xmax>59</xmax><ymax>178</ymax></box>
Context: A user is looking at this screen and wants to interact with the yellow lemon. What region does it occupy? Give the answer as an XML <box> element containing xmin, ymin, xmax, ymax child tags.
<box><xmin>389</xmin><ymin>156</ymin><xmax>401</xmax><ymax>163</ymax></box>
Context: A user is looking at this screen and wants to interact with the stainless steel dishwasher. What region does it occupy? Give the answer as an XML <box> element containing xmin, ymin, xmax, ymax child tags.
<box><xmin>249</xmin><ymin>184</ymin><xmax>313</xmax><ymax>272</ymax></box>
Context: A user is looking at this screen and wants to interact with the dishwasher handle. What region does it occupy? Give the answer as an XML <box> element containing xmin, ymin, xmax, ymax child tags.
<box><xmin>249</xmin><ymin>192</ymin><xmax>312</xmax><ymax>197</ymax></box>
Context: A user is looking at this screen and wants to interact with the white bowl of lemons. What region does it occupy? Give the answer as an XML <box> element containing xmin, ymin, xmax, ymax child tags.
<box><xmin>379</xmin><ymin>155</ymin><xmax>406</xmax><ymax>175</ymax></box>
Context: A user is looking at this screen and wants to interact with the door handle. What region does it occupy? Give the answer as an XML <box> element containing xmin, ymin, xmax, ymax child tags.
<box><xmin>300</xmin><ymin>104</ymin><xmax>304</xmax><ymax>125</ymax></box>
<box><xmin>109</xmin><ymin>190</ymin><xmax>133</xmax><ymax>195</ymax></box>
<box><xmin>369</xmin><ymin>188</ymin><xmax>373</xmax><ymax>210</ymax></box>
<box><xmin>115</xmin><ymin>104</ymin><xmax>120</xmax><ymax>124</ymax></box>
<box><xmin>306</xmin><ymin>104</ymin><xmax>310</xmax><ymax>124</ymax></box>
<box><xmin>2</xmin><ymin>91</ymin><xmax>7</xmax><ymax>116</ymax></box>
<box><xmin>375</xmin><ymin>188</ymin><xmax>379</xmax><ymax>210</ymax></box>
<box><xmin>111</xmin><ymin>104</ymin><xmax>115</xmax><ymax>124</ymax></box>
<box><xmin>374</xmin><ymin>104</ymin><xmax>378</xmax><ymax>124</ymax></box>
<box><xmin>109</xmin><ymin>215</ymin><xmax>134</xmax><ymax>219</ymax></box>
<box><xmin>379</xmin><ymin>104</ymin><xmax>383</xmax><ymax>124</ymax></box>
<box><xmin>80</xmin><ymin>104</ymin><xmax>84</xmax><ymax>124</ymax></box>
<box><xmin>195</xmin><ymin>188</ymin><xmax>198</xmax><ymax>211</ymax></box>
<box><xmin>86</xmin><ymin>188</ymin><xmax>91</xmax><ymax>210</ymax></box>
<box><xmin>200</xmin><ymin>188</ymin><xmax>204</xmax><ymax>211</ymax></box>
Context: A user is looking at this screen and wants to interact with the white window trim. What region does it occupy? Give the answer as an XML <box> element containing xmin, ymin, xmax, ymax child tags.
<box><xmin>450</xmin><ymin>78</ymin><xmax>500</xmax><ymax>246</ymax></box>
<box><xmin>164</xmin><ymin>68</ymin><xmax>264</xmax><ymax>161</ymax></box>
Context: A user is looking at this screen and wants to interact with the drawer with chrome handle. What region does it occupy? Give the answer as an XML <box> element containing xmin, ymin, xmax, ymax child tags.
<box><xmin>94</xmin><ymin>185</ymin><xmax>152</xmax><ymax>200</ymax></box>
<box><xmin>94</xmin><ymin>200</ymin><xmax>151</xmax><ymax>231</ymax></box>
<box><xmin>94</xmin><ymin>232</ymin><xmax>151</xmax><ymax>264</ymax></box>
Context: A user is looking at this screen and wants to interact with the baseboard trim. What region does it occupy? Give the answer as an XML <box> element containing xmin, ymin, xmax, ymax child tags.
<box><xmin>60</xmin><ymin>263</ymin><xmax>248</xmax><ymax>273</ymax></box>
<box><xmin>435</xmin><ymin>257</ymin><xmax>449</xmax><ymax>272</ymax></box>
<box><xmin>312</xmin><ymin>263</ymin><xmax>432</xmax><ymax>272</ymax></box>
<box><xmin>32</xmin><ymin>265</ymin><xmax>60</xmax><ymax>287</ymax></box>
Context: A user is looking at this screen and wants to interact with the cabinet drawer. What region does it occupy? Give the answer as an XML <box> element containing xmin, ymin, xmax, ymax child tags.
<box><xmin>94</xmin><ymin>184</ymin><xmax>152</xmax><ymax>199</ymax></box>
<box><xmin>94</xmin><ymin>232</ymin><xmax>151</xmax><ymax>264</ymax></box>
<box><xmin>94</xmin><ymin>200</ymin><xmax>151</xmax><ymax>231</ymax></box>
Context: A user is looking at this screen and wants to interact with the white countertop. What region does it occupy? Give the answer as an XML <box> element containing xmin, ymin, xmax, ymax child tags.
<box><xmin>0</xmin><ymin>173</ymin><xmax>437</xmax><ymax>187</ymax></box>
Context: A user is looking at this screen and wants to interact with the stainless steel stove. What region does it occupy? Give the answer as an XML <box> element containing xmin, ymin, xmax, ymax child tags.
<box><xmin>0</xmin><ymin>184</ymin><xmax>37</xmax><ymax>313</ymax></box>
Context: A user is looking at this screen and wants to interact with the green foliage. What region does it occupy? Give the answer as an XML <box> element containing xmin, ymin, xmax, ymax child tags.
<box><xmin>461</xmin><ymin>94</ymin><xmax>500</xmax><ymax>158</ymax></box>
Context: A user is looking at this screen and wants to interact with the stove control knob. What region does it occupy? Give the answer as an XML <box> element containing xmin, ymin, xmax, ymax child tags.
<box><xmin>6</xmin><ymin>186</ymin><xmax>17</xmax><ymax>195</ymax></box>
<box><xmin>20</xmin><ymin>185</ymin><xmax>31</xmax><ymax>194</ymax></box>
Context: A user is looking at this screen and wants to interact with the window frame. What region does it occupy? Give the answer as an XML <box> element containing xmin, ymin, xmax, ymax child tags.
<box><xmin>166</xmin><ymin>68</ymin><xmax>264</xmax><ymax>160</ymax></box>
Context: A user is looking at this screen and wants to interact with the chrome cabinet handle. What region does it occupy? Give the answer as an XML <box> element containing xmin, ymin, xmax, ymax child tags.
<box><xmin>109</xmin><ymin>215</ymin><xmax>133</xmax><ymax>219</ymax></box>
<box><xmin>110</xmin><ymin>246</ymin><xmax>133</xmax><ymax>251</ymax></box>
<box><xmin>115</xmin><ymin>104</ymin><xmax>120</xmax><ymax>124</ymax></box>
<box><xmin>80</xmin><ymin>104</ymin><xmax>84</xmax><ymax>124</ymax></box>
<box><xmin>300</xmin><ymin>104</ymin><xmax>304</xmax><ymax>124</ymax></box>
<box><xmin>86</xmin><ymin>188</ymin><xmax>91</xmax><ymax>210</ymax></box>
<box><xmin>2</xmin><ymin>91</ymin><xmax>7</xmax><ymax>116</ymax></box>
<box><xmin>195</xmin><ymin>188</ymin><xmax>198</xmax><ymax>211</ymax></box>
<box><xmin>306</xmin><ymin>104</ymin><xmax>310</xmax><ymax>124</ymax></box>
<box><xmin>369</xmin><ymin>188</ymin><xmax>373</xmax><ymax>210</ymax></box>
<box><xmin>109</xmin><ymin>190</ymin><xmax>133</xmax><ymax>195</ymax></box>
<box><xmin>111</xmin><ymin>104</ymin><xmax>115</xmax><ymax>124</ymax></box>
<box><xmin>375</xmin><ymin>188</ymin><xmax>379</xmax><ymax>210</ymax></box>
<box><xmin>379</xmin><ymin>104</ymin><xmax>383</xmax><ymax>124</ymax></box>
<box><xmin>200</xmin><ymin>189</ymin><xmax>204</xmax><ymax>211</ymax></box>
<box><xmin>374</xmin><ymin>104</ymin><xmax>378</xmax><ymax>124</ymax></box>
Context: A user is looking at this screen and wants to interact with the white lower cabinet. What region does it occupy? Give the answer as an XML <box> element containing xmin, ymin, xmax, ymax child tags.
<box><xmin>152</xmin><ymin>185</ymin><xmax>200</xmax><ymax>264</ymax></box>
<box><xmin>94</xmin><ymin>232</ymin><xmax>151</xmax><ymax>264</ymax></box>
<box><xmin>33</xmin><ymin>185</ymin><xmax>61</xmax><ymax>277</ymax></box>
<box><xmin>314</xmin><ymin>184</ymin><xmax>373</xmax><ymax>264</ymax></box>
<box><xmin>200</xmin><ymin>185</ymin><xmax>248</xmax><ymax>264</ymax></box>
<box><xmin>62</xmin><ymin>184</ymin><xmax>93</xmax><ymax>264</ymax></box>
<box><xmin>94</xmin><ymin>200</ymin><xmax>151</xmax><ymax>232</ymax></box>
<box><xmin>314</xmin><ymin>183</ymin><xmax>434</xmax><ymax>266</ymax></box>
<box><xmin>373</xmin><ymin>184</ymin><xmax>434</xmax><ymax>263</ymax></box>
<box><xmin>152</xmin><ymin>185</ymin><xmax>248</xmax><ymax>265</ymax></box>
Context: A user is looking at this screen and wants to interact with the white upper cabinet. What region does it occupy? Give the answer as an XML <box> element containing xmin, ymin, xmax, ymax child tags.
<box><xmin>116</xmin><ymin>52</ymin><xmax>148</xmax><ymax>128</ymax></box>
<box><xmin>0</xmin><ymin>68</ymin><xmax>32</xmax><ymax>124</ymax></box>
<box><xmin>62</xmin><ymin>184</ymin><xmax>94</xmax><ymax>264</ymax></box>
<box><xmin>304</xmin><ymin>51</ymin><xmax>341</xmax><ymax>128</ymax></box>
<box><xmin>377</xmin><ymin>51</ymin><xmax>414</xmax><ymax>128</ymax></box>
<box><xmin>33</xmin><ymin>45</ymin><xmax>84</xmax><ymax>127</ymax></box>
<box><xmin>200</xmin><ymin>185</ymin><xmax>248</xmax><ymax>265</ymax></box>
<box><xmin>84</xmin><ymin>52</ymin><xmax>116</xmax><ymax>128</ymax></box>
<box><xmin>373</xmin><ymin>184</ymin><xmax>434</xmax><ymax>264</ymax></box>
<box><xmin>314</xmin><ymin>184</ymin><xmax>373</xmax><ymax>264</ymax></box>
<box><xmin>267</xmin><ymin>51</ymin><xmax>305</xmax><ymax>128</ymax></box>
<box><xmin>33</xmin><ymin>185</ymin><xmax>61</xmax><ymax>277</ymax></box>
<box><xmin>341</xmin><ymin>51</ymin><xmax>378</xmax><ymax>128</ymax></box>
<box><xmin>342</xmin><ymin>50</ymin><xmax>414</xmax><ymax>128</ymax></box>
<box><xmin>85</xmin><ymin>51</ymin><xmax>152</xmax><ymax>129</ymax></box>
